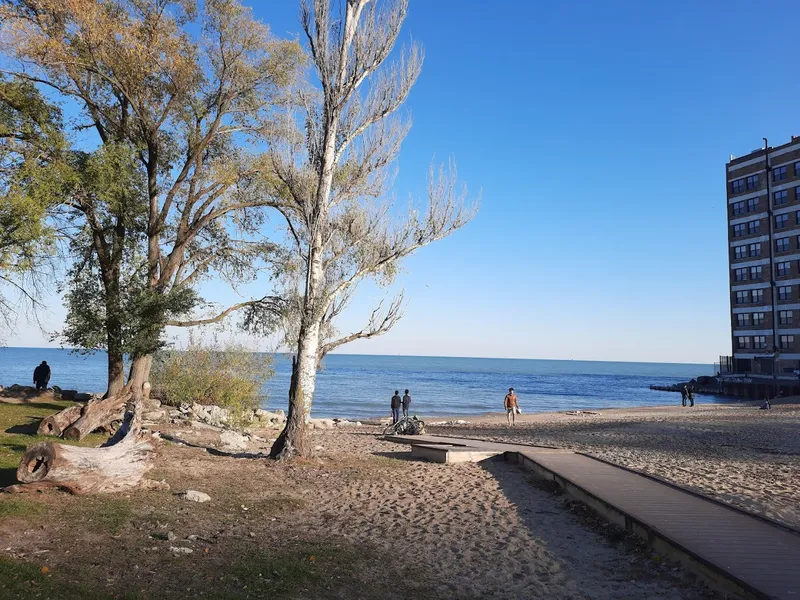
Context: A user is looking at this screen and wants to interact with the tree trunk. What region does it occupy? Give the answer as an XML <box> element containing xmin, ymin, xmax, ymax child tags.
<box><xmin>37</xmin><ymin>405</ymin><xmax>83</xmax><ymax>437</ymax></box>
<box><xmin>106</xmin><ymin>349</ymin><xmax>125</xmax><ymax>398</ymax></box>
<box><xmin>62</xmin><ymin>392</ymin><xmax>129</xmax><ymax>441</ymax></box>
<box><xmin>15</xmin><ymin>398</ymin><xmax>153</xmax><ymax>494</ymax></box>
<box><xmin>270</xmin><ymin>320</ymin><xmax>321</xmax><ymax>460</ymax></box>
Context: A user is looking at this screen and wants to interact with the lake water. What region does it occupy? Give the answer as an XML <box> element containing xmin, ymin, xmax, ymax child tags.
<box><xmin>0</xmin><ymin>347</ymin><xmax>723</xmax><ymax>419</ymax></box>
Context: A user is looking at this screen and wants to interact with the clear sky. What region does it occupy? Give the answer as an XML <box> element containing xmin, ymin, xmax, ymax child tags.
<box><xmin>7</xmin><ymin>0</ymin><xmax>800</xmax><ymax>363</ymax></box>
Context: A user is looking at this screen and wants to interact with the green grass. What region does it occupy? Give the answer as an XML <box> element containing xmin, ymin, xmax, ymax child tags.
<box><xmin>223</xmin><ymin>545</ymin><xmax>361</xmax><ymax>599</ymax></box>
<box><xmin>0</xmin><ymin>399</ymin><xmax>107</xmax><ymax>488</ymax></box>
<box><xmin>0</xmin><ymin>497</ymin><xmax>44</xmax><ymax>519</ymax></box>
<box><xmin>61</xmin><ymin>497</ymin><xmax>133</xmax><ymax>534</ymax></box>
<box><xmin>0</xmin><ymin>556</ymin><xmax>122</xmax><ymax>600</ymax></box>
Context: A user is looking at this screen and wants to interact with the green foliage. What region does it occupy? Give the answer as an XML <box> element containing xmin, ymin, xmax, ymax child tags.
<box><xmin>151</xmin><ymin>336</ymin><xmax>272</xmax><ymax>421</ymax></box>
<box><xmin>0</xmin><ymin>76</ymin><xmax>69</xmax><ymax>326</ymax></box>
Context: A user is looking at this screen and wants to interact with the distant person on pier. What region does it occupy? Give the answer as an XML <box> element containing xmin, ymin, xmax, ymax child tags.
<box><xmin>504</xmin><ymin>387</ymin><xmax>519</xmax><ymax>426</ymax></box>
<box><xmin>681</xmin><ymin>386</ymin><xmax>688</xmax><ymax>407</ymax></box>
<box><xmin>391</xmin><ymin>390</ymin><xmax>402</xmax><ymax>423</ymax></box>
<box><xmin>402</xmin><ymin>389</ymin><xmax>412</xmax><ymax>417</ymax></box>
<box><xmin>32</xmin><ymin>361</ymin><xmax>50</xmax><ymax>391</ymax></box>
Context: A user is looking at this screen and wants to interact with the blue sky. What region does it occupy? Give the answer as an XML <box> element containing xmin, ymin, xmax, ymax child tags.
<box><xmin>8</xmin><ymin>0</ymin><xmax>800</xmax><ymax>363</ymax></box>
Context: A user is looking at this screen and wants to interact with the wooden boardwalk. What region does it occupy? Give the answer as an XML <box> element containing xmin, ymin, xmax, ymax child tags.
<box><xmin>386</xmin><ymin>434</ymin><xmax>800</xmax><ymax>600</ymax></box>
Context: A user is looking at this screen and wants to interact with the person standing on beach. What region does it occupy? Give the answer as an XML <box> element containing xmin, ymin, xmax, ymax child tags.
<box><xmin>504</xmin><ymin>387</ymin><xmax>518</xmax><ymax>426</ymax></box>
<box><xmin>687</xmin><ymin>387</ymin><xmax>695</xmax><ymax>407</ymax></box>
<box><xmin>681</xmin><ymin>386</ymin><xmax>688</xmax><ymax>407</ymax></box>
<box><xmin>32</xmin><ymin>361</ymin><xmax>51</xmax><ymax>392</ymax></box>
<box><xmin>391</xmin><ymin>391</ymin><xmax>402</xmax><ymax>423</ymax></box>
<box><xmin>402</xmin><ymin>389</ymin><xmax>411</xmax><ymax>417</ymax></box>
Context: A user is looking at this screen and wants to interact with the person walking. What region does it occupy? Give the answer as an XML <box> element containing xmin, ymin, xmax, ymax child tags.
<box><xmin>504</xmin><ymin>387</ymin><xmax>518</xmax><ymax>426</ymax></box>
<box><xmin>402</xmin><ymin>389</ymin><xmax>411</xmax><ymax>417</ymax></box>
<box><xmin>687</xmin><ymin>387</ymin><xmax>695</xmax><ymax>407</ymax></box>
<box><xmin>391</xmin><ymin>390</ymin><xmax>402</xmax><ymax>424</ymax></box>
<box><xmin>681</xmin><ymin>386</ymin><xmax>688</xmax><ymax>407</ymax></box>
<box><xmin>33</xmin><ymin>361</ymin><xmax>51</xmax><ymax>392</ymax></box>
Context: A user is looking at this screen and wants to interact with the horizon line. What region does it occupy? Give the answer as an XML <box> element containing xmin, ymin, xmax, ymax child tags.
<box><xmin>0</xmin><ymin>345</ymin><xmax>714</xmax><ymax>366</ymax></box>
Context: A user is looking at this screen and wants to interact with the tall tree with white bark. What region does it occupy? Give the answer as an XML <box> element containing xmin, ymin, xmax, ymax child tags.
<box><xmin>1</xmin><ymin>0</ymin><xmax>303</xmax><ymax>398</ymax></box>
<box><xmin>261</xmin><ymin>0</ymin><xmax>477</xmax><ymax>459</ymax></box>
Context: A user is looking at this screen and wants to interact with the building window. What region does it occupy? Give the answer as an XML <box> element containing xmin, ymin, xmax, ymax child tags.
<box><xmin>732</xmin><ymin>201</ymin><xmax>745</xmax><ymax>215</ymax></box>
<box><xmin>775</xmin><ymin>190</ymin><xmax>789</xmax><ymax>206</ymax></box>
<box><xmin>795</xmin><ymin>162</ymin><xmax>800</xmax><ymax>177</ymax></box>
<box><xmin>733</xmin><ymin>223</ymin><xmax>746</xmax><ymax>237</ymax></box>
<box><xmin>750</xmin><ymin>265</ymin><xmax>762</xmax><ymax>280</ymax></box>
<box><xmin>753</xmin><ymin>312</ymin><xmax>766</xmax><ymax>326</ymax></box>
<box><xmin>735</xmin><ymin>291</ymin><xmax>749</xmax><ymax>304</ymax></box>
<box><xmin>778</xmin><ymin>262</ymin><xmax>792</xmax><ymax>276</ymax></box>
<box><xmin>747</xmin><ymin>174</ymin><xmax>760</xmax><ymax>190</ymax></box>
<box><xmin>752</xmin><ymin>289</ymin><xmax>764</xmax><ymax>303</ymax></box>
<box><xmin>734</xmin><ymin>246</ymin><xmax>747</xmax><ymax>259</ymax></box>
<box><xmin>736</xmin><ymin>313</ymin><xmax>751</xmax><ymax>327</ymax></box>
<box><xmin>737</xmin><ymin>336</ymin><xmax>752</xmax><ymax>349</ymax></box>
<box><xmin>732</xmin><ymin>179</ymin><xmax>745</xmax><ymax>194</ymax></box>
<box><xmin>778</xmin><ymin>238</ymin><xmax>791</xmax><ymax>252</ymax></box>
<box><xmin>776</xmin><ymin>214</ymin><xmax>789</xmax><ymax>229</ymax></box>
<box><xmin>734</xmin><ymin>268</ymin><xmax>748</xmax><ymax>281</ymax></box>
<box><xmin>779</xmin><ymin>286</ymin><xmax>792</xmax><ymax>301</ymax></box>
<box><xmin>753</xmin><ymin>336</ymin><xmax>767</xmax><ymax>350</ymax></box>
<box><xmin>749</xmin><ymin>243</ymin><xmax>761</xmax><ymax>257</ymax></box>
<box><xmin>747</xmin><ymin>197</ymin><xmax>760</xmax><ymax>212</ymax></box>
<box><xmin>780</xmin><ymin>310</ymin><xmax>793</xmax><ymax>325</ymax></box>
<box><xmin>749</xmin><ymin>220</ymin><xmax>761</xmax><ymax>234</ymax></box>
<box><xmin>797</xmin><ymin>210</ymin><xmax>800</xmax><ymax>225</ymax></box>
<box><xmin>774</xmin><ymin>166</ymin><xmax>787</xmax><ymax>182</ymax></box>
<box><xmin>780</xmin><ymin>335</ymin><xmax>795</xmax><ymax>349</ymax></box>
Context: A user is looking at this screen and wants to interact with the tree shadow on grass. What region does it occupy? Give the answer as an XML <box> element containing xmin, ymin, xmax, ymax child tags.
<box><xmin>0</xmin><ymin>467</ymin><xmax>18</xmax><ymax>488</ymax></box>
<box><xmin>5</xmin><ymin>421</ymin><xmax>39</xmax><ymax>435</ymax></box>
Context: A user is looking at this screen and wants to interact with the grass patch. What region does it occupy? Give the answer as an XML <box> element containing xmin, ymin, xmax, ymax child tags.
<box><xmin>0</xmin><ymin>556</ymin><xmax>117</xmax><ymax>600</ymax></box>
<box><xmin>0</xmin><ymin>497</ymin><xmax>44</xmax><ymax>519</ymax></box>
<box><xmin>0</xmin><ymin>400</ymin><xmax>107</xmax><ymax>487</ymax></box>
<box><xmin>223</xmin><ymin>544</ymin><xmax>362</xmax><ymax>599</ymax></box>
<box><xmin>61</xmin><ymin>497</ymin><xmax>133</xmax><ymax>534</ymax></box>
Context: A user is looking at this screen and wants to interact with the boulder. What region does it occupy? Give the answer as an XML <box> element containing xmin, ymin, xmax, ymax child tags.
<box><xmin>190</xmin><ymin>403</ymin><xmax>230</xmax><ymax>427</ymax></box>
<box><xmin>182</xmin><ymin>490</ymin><xmax>211</xmax><ymax>503</ymax></box>
<box><xmin>310</xmin><ymin>418</ymin><xmax>335</xmax><ymax>430</ymax></box>
<box><xmin>219</xmin><ymin>430</ymin><xmax>249</xmax><ymax>451</ymax></box>
<box><xmin>74</xmin><ymin>392</ymin><xmax>92</xmax><ymax>402</ymax></box>
<box><xmin>60</xmin><ymin>389</ymin><xmax>78</xmax><ymax>401</ymax></box>
<box><xmin>143</xmin><ymin>410</ymin><xmax>166</xmax><ymax>422</ymax></box>
<box><xmin>253</xmin><ymin>409</ymin><xmax>286</xmax><ymax>427</ymax></box>
<box><xmin>143</xmin><ymin>398</ymin><xmax>162</xmax><ymax>412</ymax></box>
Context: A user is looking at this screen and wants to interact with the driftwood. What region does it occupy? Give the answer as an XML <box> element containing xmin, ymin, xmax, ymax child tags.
<box><xmin>62</xmin><ymin>392</ymin><xmax>129</xmax><ymax>441</ymax></box>
<box><xmin>15</xmin><ymin>399</ymin><xmax>153</xmax><ymax>494</ymax></box>
<box><xmin>37</xmin><ymin>405</ymin><xmax>84</xmax><ymax>437</ymax></box>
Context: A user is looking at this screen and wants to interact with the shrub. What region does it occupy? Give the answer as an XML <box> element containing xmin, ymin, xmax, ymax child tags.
<box><xmin>151</xmin><ymin>335</ymin><xmax>272</xmax><ymax>422</ymax></box>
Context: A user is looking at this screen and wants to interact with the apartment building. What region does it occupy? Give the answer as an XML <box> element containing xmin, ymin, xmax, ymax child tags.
<box><xmin>727</xmin><ymin>137</ymin><xmax>800</xmax><ymax>377</ymax></box>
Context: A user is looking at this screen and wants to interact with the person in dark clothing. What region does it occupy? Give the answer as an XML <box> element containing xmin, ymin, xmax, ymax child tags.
<box><xmin>33</xmin><ymin>361</ymin><xmax>51</xmax><ymax>391</ymax></box>
<box><xmin>402</xmin><ymin>389</ymin><xmax>411</xmax><ymax>417</ymax></box>
<box><xmin>687</xmin><ymin>387</ymin><xmax>695</xmax><ymax>407</ymax></box>
<box><xmin>391</xmin><ymin>390</ymin><xmax>402</xmax><ymax>423</ymax></box>
<box><xmin>681</xmin><ymin>386</ymin><xmax>688</xmax><ymax>407</ymax></box>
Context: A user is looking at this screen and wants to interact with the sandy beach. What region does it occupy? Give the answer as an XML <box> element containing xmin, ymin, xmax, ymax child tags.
<box><xmin>1</xmin><ymin>396</ymin><xmax>722</xmax><ymax>599</ymax></box>
<box><xmin>5</xmin><ymin>397</ymin><xmax>797</xmax><ymax>598</ymax></box>
<box><xmin>423</xmin><ymin>401</ymin><xmax>800</xmax><ymax>531</ymax></box>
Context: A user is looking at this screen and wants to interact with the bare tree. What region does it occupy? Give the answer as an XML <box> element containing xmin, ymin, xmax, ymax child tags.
<box><xmin>261</xmin><ymin>0</ymin><xmax>477</xmax><ymax>459</ymax></box>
